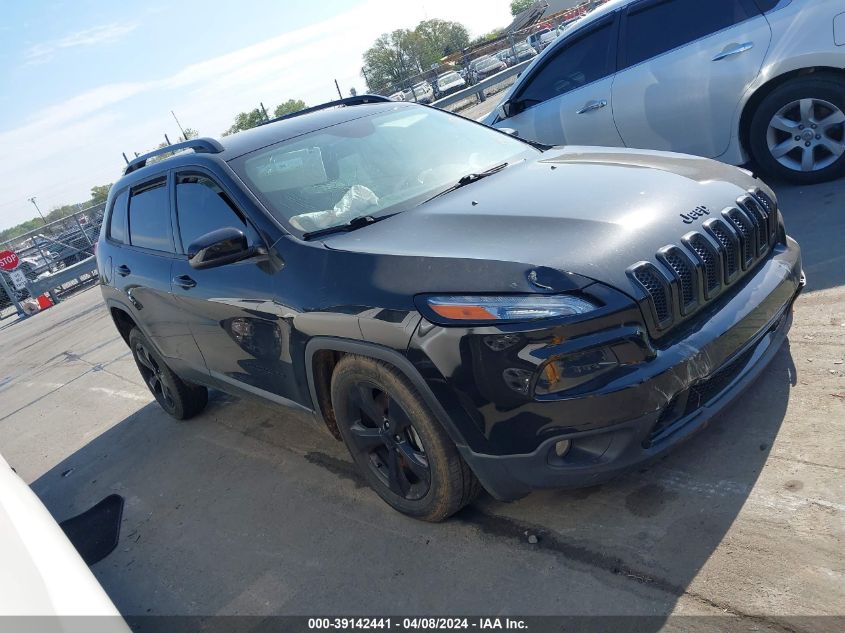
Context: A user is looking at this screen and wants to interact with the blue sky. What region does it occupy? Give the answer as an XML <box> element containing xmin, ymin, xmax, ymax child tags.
<box><xmin>0</xmin><ymin>0</ymin><xmax>512</xmax><ymax>229</ymax></box>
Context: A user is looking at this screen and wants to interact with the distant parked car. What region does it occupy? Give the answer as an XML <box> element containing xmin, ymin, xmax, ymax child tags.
<box><xmin>388</xmin><ymin>91</ymin><xmax>406</xmax><ymax>102</ymax></box>
<box><xmin>436</xmin><ymin>71</ymin><xmax>466</xmax><ymax>97</ymax></box>
<box><xmin>526</xmin><ymin>28</ymin><xmax>552</xmax><ymax>51</ymax></box>
<box><xmin>494</xmin><ymin>50</ymin><xmax>511</xmax><ymax>67</ymax></box>
<box><xmin>500</xmin><ymin>42</ymin><xmax>538</xmax><ymax>65</ymax></box>
<box><xmin>487</xmin><ymin>0</ymin><xmax>845</xmax><ymax>184</ymax></box>
<box><xmin>405</xmin><ymin>82</ymin><xmax>434</xmax><ymax>104</ymax></box>
<box><xmin>472</xmin><ymin>55</ymin><xmax>507</xmax><ymax>81</ymax></box>
<box><xmin>35</xmin><ymin>226</ymin><xmax>98</xmax><ymax>267</ymax></box>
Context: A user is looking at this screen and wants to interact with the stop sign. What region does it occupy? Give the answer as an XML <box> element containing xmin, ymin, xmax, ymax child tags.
<box><xmin>0</xmin><ymin>250</ymin><xmax>20</xmax><ymax>271</ymax></box>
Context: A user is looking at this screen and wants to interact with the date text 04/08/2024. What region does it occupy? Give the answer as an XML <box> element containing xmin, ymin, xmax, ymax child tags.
<box><xmin>307</xmin><ymin>618</ymin><xmax>528</xmax><ymax>630</ymax></box>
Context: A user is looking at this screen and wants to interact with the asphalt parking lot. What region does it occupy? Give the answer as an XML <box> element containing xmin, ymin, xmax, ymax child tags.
<box><xmin>0</xmin><ymin>178</ymin><xmax>843</xmax><ymax>629</ymax></box>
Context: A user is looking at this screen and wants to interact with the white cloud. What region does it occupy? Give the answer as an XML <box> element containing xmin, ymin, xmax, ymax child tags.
<box><xmin>0</xmin><ymin>0</ymin><xmax>511</xmax><ymax>228</ymax></box>
<box><xmin>24</xmin><ymin>22</ymin><xmax>138</xmax><ymax>64</ymax></box>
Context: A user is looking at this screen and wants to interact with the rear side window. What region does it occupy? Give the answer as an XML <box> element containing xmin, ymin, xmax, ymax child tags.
<box><xmin>517</xmin><ymin>21</ymin><xmax>615</xmax><ymax>107</ymax></box>
<box><xmin>128</xmin><ymin>179</ymin><xmax>173</xmax><ymax>252</ymax></box>
<box><xmin>623</xmin><ymin>0</ymin><xmax>758</xmax><ymax>69</ymax></box>
<box><xmin>175</xmin><ymin>173</ymin><xmax>246</xmax><ymax>250</ymax></box>
<box><xmin>107</xmin><ymin>190</ymin><xmax>128</xmax><ymax>243</ymax></box>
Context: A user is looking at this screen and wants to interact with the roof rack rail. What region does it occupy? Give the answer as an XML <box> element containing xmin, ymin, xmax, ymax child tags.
<box><xmin>124</xmin><ymin>137</ymin><xmax>225</xmax><ymax>174</ymax></box>
<box><xmin>262</xmin><ymin>94</ymin><xmax>393</xmax><ymax>126</ymax></box>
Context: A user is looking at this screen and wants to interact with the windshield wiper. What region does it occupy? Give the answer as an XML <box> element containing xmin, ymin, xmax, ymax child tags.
<box><xmin>423</xmin><ymin>162</ymin><xmax>509</xmax><ymax>204</ymax></box>
<box><xmin>303</xmin><ymin>213</ymin><xmax>394</xmax><ymax>240</ymax></box>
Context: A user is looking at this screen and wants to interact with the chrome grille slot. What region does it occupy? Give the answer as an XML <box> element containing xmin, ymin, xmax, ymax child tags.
<box><xmin>630</xmin><ymin>263</ymin><xmax>671</xmax><ymax>327</ymax></box>
<box><xmin>685</xmin><ymin>233</ymin><xmax>721</xmax><ymax>298</ymax></box>
<box><xmin>704</xmin><ymin>218</ymin><xmax>740</xmax><ymax>283</ymax></box>
<box><xmin>751</xmin><ymin>190</ymin><xmax>778</xmax><ymax>243</ymax></box>
<box><xmin>658</xmin><ymin>246</ymin><xmax>697</xmax><ymax>314</ymax></box>
<box><xmin>724</xmin><ymin>207</ymin><xmax>756</xmax><ymax>268</ymax></box>
<box><xmin>738</xmin><ymin>196</ymin><xmax>769</xmax><ymax>255</ymax></box>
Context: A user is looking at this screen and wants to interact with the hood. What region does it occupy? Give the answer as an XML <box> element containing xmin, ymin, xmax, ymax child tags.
<box><xmin>321</xmin><ymin>146</ymin><xmax>769</xmax><ymax>297</ymax></box>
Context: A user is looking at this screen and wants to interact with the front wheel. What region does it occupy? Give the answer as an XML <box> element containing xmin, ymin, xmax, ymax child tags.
<box><xmin>749</xmin><ymin>75</ymin><xmax>845</xmax><ymax>184</ymax></box>
<box><xmin>330</xmin><ymin>355</ymin><xmax>480</xmax><ymax>521</ymax></box>
<box><xmin>129</xmin><ymin>328</ymin><xmax>208</xmax><ymax>420</ymax></box>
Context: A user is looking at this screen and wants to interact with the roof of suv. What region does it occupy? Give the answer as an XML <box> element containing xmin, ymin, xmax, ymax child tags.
<box><xmin>120</xmin><ymin>100</ymin><xmax>408</xmax><ymax>182</ymax></box>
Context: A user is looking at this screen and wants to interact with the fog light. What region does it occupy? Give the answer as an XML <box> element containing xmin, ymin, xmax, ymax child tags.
<box><xmin>535</xmin><ymin>347</ymin><xmax>618</xmax><ymax>395</ymax></box>
<box><xmin>553</xmin><ymin>439</ymin><xmax>571</xmax><ymax>458</ymax></box>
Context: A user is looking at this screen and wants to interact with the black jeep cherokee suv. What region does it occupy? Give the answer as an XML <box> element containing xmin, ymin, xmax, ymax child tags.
<box><xmin>98</xmin><ymin>96</ymin><xmax>803</xmax><ymax>521</ymax></box>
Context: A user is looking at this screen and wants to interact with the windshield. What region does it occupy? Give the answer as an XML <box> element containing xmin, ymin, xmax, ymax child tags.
<box><xmin>230</xmin><ymin>106</ymin><xmax>534</xmax><ymax>236</ymax></box>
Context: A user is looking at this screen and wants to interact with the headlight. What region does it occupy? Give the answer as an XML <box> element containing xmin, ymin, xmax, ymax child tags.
<box><xmin>423</xmin><ymin>294</ymin><xmax>599</xmax><ymax>324</ymax></box>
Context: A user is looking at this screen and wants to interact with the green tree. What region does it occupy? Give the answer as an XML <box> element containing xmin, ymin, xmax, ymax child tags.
<box><xmin>273</xmin><ymin>99</ymin><xmax>306</xmax><ymax>118</ymax></box>
<box><xmin>222</xmin><ymin>108</ymin><xmax>267</xmax><ymax>136</ymax></box>
<box><xmin>413</xmin><ymin>19</ymin><xmax>470</xmax><ymax>67</ymax></box>
<box><xmin>362</xmin><ymin>20</ymin><xmax>471</xmax><ymax>92</ymax></box>
<box><xmin>362</xmin><ymin>30</ymin><xmax>418</xmax><ymax>93</ymax></box>
<box><xmin>510</xmin><ymin>0</ymin><xmax>533</xmax><ymax>16</ymax></box>
<box><xmin>89</xmin><ymin>184</ymin><xmax>112</xmax><ymax>205</ymax></box>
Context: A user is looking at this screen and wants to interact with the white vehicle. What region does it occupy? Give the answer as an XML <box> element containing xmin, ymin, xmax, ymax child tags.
<box><xmin>405</xmin><ymin>81</ymin><xmax>435</xmax><ymax>104</ymax></box>
<box><xmin>0</xmin><ymin>453</ymin><xmax>127</xmax><ymax>624</ymax></box>
<box><xmin>436</xmin><ymin>71</ymin><xmax>466</xmax><ymax>96</ymax></box>
<box><xmin>486</xmin><ymin>0</ymin><xmax>845</xmax><ymax>184</ymax></box>
<box><xmin>388</xmin><ymin>91</ymin><xmax>406</xmax><ymax>101</ymax></box>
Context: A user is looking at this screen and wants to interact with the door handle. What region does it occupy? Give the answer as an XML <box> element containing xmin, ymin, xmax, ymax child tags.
<box><xmin>116</xmin><ymin>264</ymin><xmax>131</xmax><ymax>277</ymax></box>
<box><xmin>712</xmin><ymin>42</ymin><xmax>754</xmax><ymax>62</ymax></box>
<box><xmin>576</xmin><ymin>99</ymin><xmax>608</xmax><ymax>114</ymax></box>
<box><xmin>173</xmin><ymin>275</ymin><xmax>197</xmax><ymax>289</ymax></box>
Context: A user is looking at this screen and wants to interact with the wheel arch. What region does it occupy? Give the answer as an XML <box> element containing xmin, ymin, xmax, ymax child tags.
<box><xmin>304</xmin><ymin>337</ymin><xmax>470</xmax><ymax>450</ymax></box>
<box><xmin>107</xmin><ymin>300</ymin><xmax>138</xmax><ymax>346</ymax></box>
<box><xmin>739</xmin><ymin>66</ymin><xmax>845</xmax><ymax>160</ymax></box>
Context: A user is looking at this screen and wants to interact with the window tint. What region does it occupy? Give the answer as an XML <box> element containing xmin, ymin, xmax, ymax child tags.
<box><xmin>128</xmin><ymin>180</ymin><xmax>173</xmax><ymax>252</ymax></box>
<box><xmin>107</xmin><ymin>190</ymin><xmax>128</xmax><ymax>243</ymax></box>
<box><xmin>623</xmin><ymin>0</ymin><xmax>757</xmax><ymax>69</ymax></box>
<box><xmin>753</xmin><ymin>0</ymin><xmax>780</xmax><ymax>11</ymax></box>
<box><xmin>176</xmin><ymin>174</ymin><xmax>246</xmax><ymax>250</ymax></box>
<box><xmin>517</xmin><ymin>22</ymin><xmax>614</xmax><ymax>107</ymax></box>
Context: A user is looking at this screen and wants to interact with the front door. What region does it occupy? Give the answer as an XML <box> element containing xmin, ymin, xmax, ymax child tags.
<box><xmin>169</xmin><ymin>170</ymin><xmax>299</xmax><ymax>404</ymax></box>
<box><xmin>611</xmin><ymin>0</ymin><xmax>771</xmax><ymax>158</ymax></box>
<box><xmin>496</xmin><ymin>15</ymin><xmax>623</xmax><ymax>148</ymax></box>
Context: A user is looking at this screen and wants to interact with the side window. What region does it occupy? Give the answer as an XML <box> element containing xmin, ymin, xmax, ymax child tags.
<box><xmin>107</xmin><ymin>190</ymin><xmax>128</xmax><ymax>243</ymax></box>
<box><xmin>175</xmin><ymin>173</ymin><xmax>246</xmax><ymax>250</ymax></box>
<box><xmin>128</xmin><ymin>179</ymin><xmax>173</xmax><ymax>252</ymax></box>
<box><xmin>516</xmin><ymin>21</ymin><xmax>614</xmax><ymax>108</ymax></box>
<box><xmin>623</xmin><ymin>0</ymin><xmax>758</xmax><ymax>69</ymax></box>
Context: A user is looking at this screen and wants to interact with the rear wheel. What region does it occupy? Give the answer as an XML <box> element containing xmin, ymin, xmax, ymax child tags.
<box><xmin>330</xmin><ymin>355</ymin><xmax>480</xmax><ymax>521</ymax></box>
<box><xmin>128</xmin><ymin>328</ymin><xmax>207</xmax><ymax>420</ymax></box>
<box><xmin>749</xmin><ymin>75</ymin><xmax>845</xmax><ymax>184</ymax></box>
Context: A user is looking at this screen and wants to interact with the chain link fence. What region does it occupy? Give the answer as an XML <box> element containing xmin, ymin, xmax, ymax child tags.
<box><xmin>0</xmin><ymin>203</ymin><xmax>105</xmax><ymax>320</ymax></box>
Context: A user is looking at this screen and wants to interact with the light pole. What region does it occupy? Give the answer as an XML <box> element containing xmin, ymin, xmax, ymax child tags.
<box><xmin>28</xmin><ymin>196</ymin><xmax>47</xmax><ymax>225</ymax></box>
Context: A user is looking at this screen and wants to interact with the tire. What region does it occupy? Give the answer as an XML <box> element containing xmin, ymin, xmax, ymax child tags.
<box><xmin>330</xmin><ymin>355</ymin><xmax>480</xmax><ymax>522</ymax></box>
<box><xmin>128</xmin><ymin>327</ymin><xmax>208</xmax><ymax>420</ymax></box>
<box><xmin>749</xmin><ymin>74</ymin><xmax>845</xmax><ymax>185</ymax></box>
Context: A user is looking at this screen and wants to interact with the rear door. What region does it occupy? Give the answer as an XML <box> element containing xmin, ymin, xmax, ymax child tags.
<box><xmin>496</xmin><ymin>15</ymin><xmax>624</xmax><ymax>147</ymax></box>
<box><xmin>113</xmin><ymin>175</ymin><xmax>203</xmax><ymax>374</ymax></box>
<box><xmin>169</xmin><ymin>169</ymin><xmax>300</xmax><ymax>405</ymax></box>
<box><xmin>611</xmin><ymin>0</ymin><xmax>771</xmax><ymax>158</ymax></box>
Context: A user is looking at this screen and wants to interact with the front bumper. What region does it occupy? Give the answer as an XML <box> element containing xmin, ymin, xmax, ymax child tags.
<box><xmin>413</xmin><ymin>238</ymin><xmax>804</xmax><ymax>501</ymax></box>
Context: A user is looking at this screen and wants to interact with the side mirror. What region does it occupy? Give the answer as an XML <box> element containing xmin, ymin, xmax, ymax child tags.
<box><xmin>188</xmin><ymin>227</ymin><xmax>255</xmax><ymax>270</ymax></box>
<box><xmin>499</xmin><ymin>127</ymin><xmax>519</xmax><ymax>137</ymax></box>
<box><xmin>496</xmin><ymin>102</ymin><xmax>511</xmax><ymax>120</ymax></box>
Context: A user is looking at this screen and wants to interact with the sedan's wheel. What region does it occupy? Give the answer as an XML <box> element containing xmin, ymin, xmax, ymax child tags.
<box><xmin>128</xmin><ymin>327</ymin><xmax>208</xmax><ymax>420</ymax></box>
<box><xmin>750</xmin><ymin>75</ymin><xmax>845</xmax><ymax>184</ymax></box>
<box><xmin>330</xmin><ymin>355</ymin><xmax>480</xmax><ymax>521</ymax></box>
